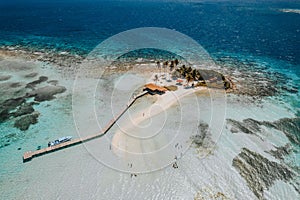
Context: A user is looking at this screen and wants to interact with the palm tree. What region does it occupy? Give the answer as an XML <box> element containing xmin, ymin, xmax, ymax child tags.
<box><xmin>186</xmin><ymin>66</ymin><xmax>192</xmax><ymax>74</ymax></box>
<box><xmin>196</xmin><ymin>70</ymin><xmax>204</xmax><ymax>81</ymax></box>
<box><xmin>176</xmin><ymin>65</ymin><xmax>187</xmax><ymax>78</ymax></box>
<box><xmin>163</xmin><ymin>61</ymin><xmax>168</xmax><ymax>77</ymax></box>
<box><xmin>156</xmin><ymin>61</ymin><xmax>161</xmax><ymax>75</ymax></box>
<box><xmin>154</xmin><ymin>74</ymin><xmax>159</xmax><ymax>84</ymax></box>
<box><xmin>185</xmin><ymin>74</ymin><xmax>193</xmax><ymax>87</ymax></box>
<box><xmin>174</xmin><ymin>59</ymin><xmax>179</xmax><ymax>66</ymax></box>
<box><xmin>169</xmin><ymin>61</ymin><xmax>174</xmax><ymax>71</ymax></box>
<box><xmin>169</xmin><ymin>61</ymin><xmax>175</xmax><ymax>80</ymax></box>
<box><xmin>192</xmin><ymin>69</ymin><xmax>197</xmax><ymax>81</ymax></box>
<box><xmin>175</xmin><ymin>68</ymin><xmax>182</xmax><ymax>78</ymax></box>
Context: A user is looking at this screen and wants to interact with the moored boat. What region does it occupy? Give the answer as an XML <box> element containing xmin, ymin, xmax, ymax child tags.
<box><xmin>48</xmin><ymin>136</ymin><xmax>72</xmax><ymax>147</ymax></box>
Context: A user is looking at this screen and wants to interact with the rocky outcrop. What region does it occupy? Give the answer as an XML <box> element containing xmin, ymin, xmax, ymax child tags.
<box><xmin>25</xmin><ymin>76</ymin><xmax>48</xmax><ymax>89</ymax></box>
<box><xmin>9</xmin><ymin>82</ymin><xmax>22</xmax><ymax>88</ymax></box>
<box><xmin>0</xmin><ymin>73</ymin><xmax>66</xmax><ymax>133</ymax></box>
<box><xmin>269</xmin><ymin>118</ymin><xmax>300</xmax><ymax>145</ymax></box>
<box><xmin>197</xmin><ymin>69</ymin><xmax>235</xmax><ymax>91</ymax></box>
<box><xmin>191</xmin><ymin>122</ymin><xmax>215</xmax><ymax>156</ymax></box>
<box><xmin>281</xmin><ymin>86</ymin><xmax>298</xmax><ymax>94</ymax></box>
<box><xmin>0</xmin><ymin>75</ymin><xmax>11</xmax><ymax>81</ymax></box>
<box><xmin>1</xmin><ymin>97</ymin><xmax>25</xmax><ymax>109</ymax></box>
<box><xmin>0</xmin><ymin>97</ymin><xmax>25</xmax><ymax>122</ymax></box>
<box><xmin>233</xmin><ymin>148</ymin><xmax>296</xmax><ymax>200</ymax></box>
<box><xmin>0</xmin><ymin>45</ymin><xmax>84</xmax><ymax>68</ymax></box>
<box><xmin>192</xmin><ymin>122</ymin><xmax>209</xmax><ymax>146</ymax></box>
<box><xmin>0</xmin><ymin>98</ymin><xmax>36</xmax><ymax>122</ymax></box>
<box><xmin>267</xmin><ymin>144</ymin><xmax>292</xmax><ymax>160</ymax></box>
<box><xmin>26</xmin><ymin>85</ymin><xmax>66</xmax><ymax>101</ymax></box>
<box><xmin>24</xmin><ymin>72</ymin><xmax>38</xmax><ymax>78</ymax></box>
<box><xmin>14</xmin><ymin>112</ymin><xmax>39</xmax><ymax>131</ymax></box>
<box><xmin>198</xmin><ymin>69</ymin><xmax>224</xmax><ymax>81</ymax></box>
<box><xmin>214</xmin><ymin>56</ymin><xmax>293</xmax><ymax>97</ymax></box>
<box><xmin>0</xmin><ymin>109</ymin><xmax>9</xmax><ymax>122</ymax></box>
<box><xmin>227</xmin><ymin>118</ymin><xmax>261</xmax><ymax>135</ymax></box>
<box><xmin>223</xmin><ymin>76</ymin><xmax>233</xmax><ymax>90</ymax></box>
<box><xmin>12</xmin><ymin>103</ymin><xmax>35</xmax><ymax>117</ymax></box>
<box><xmin>47</xmin><ymin>80</ymin><xmax>58</xmax><ymax>85</ymax></box>
<box><xmin>227</xmin><ymin>117</ymin><xmax>300</xmax><ymax>146</ymax></box>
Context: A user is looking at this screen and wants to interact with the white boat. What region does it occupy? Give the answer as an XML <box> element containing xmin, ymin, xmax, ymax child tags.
<box><xmin>48</xmin><ymin>136</ymin><xmax>72</xmax><ymax>147</ymax></box>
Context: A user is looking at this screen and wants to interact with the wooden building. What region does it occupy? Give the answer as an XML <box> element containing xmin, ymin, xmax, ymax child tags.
<box><xmin>144</xmin><ymin>83</ymin><xmax>167</xmax><ymax>95</ymax></box>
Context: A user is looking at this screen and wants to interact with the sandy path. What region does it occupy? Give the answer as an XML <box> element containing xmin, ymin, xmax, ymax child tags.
<box><xmin>111</xmin><ymin>85</ymin><xmax>206</xmax><ymax>158</ymax></box>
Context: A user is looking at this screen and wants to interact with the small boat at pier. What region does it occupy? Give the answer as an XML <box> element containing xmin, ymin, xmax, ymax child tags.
<box><xmin>48</xmin><ymin>136</ymin><xmax>72</xmax><ymax>147</ymax></box>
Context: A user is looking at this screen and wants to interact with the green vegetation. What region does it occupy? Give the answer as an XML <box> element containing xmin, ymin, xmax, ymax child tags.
<box><xmin>174</xmin><ymin>65</ymin><xmax>204</xmax><ymax>86</ymax></box>
<box><xmin>155</xmin><ymin>59</ymin><xmax>233</xmax><ymax>90</ymax></box>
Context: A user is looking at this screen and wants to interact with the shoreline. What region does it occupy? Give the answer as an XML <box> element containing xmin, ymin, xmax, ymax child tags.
<box><xmin>112</xmin><ymin>73</ymin><xmax>208</xmax><ymax>157</ymax></box>
<box><xmin>1</xmin><ymin>45</ymin><xmax>294</xmax><ymax>99</ymax></box>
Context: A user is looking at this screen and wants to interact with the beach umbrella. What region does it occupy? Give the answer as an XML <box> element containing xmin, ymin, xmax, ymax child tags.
<box><xmin>176</xmin><ymin>79</ymin><xmax>183</xmax><ymax>84</ymax></box>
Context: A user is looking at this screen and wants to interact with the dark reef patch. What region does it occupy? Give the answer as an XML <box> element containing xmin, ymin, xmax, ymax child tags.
<box><xmin>281</xmin><ymin>86</ymin><xmax>298</xmax><ymax>94</ymax></box>
<box><xmin>267</xmin><ymin>144</ymin><xmax>292</xmax><ymax>160</ymax></box>
<box><xmin>0</xmin><ymin>74</ymin><xmax>66</xmax><ymax>133</ymax></box>
<box><xmin>12</xmin><ymin>103</ymin><xmax>35</xmax><ymax>118</ymax></box>
<box><xmin>227</xmin><ymin>118</ymin><xmax>262</xmax><ymax>136</ymax></box>
<box><xmin>25</xmin><ymin>76</ymin><xmax>48</xmax><ymax>89</ymax></box>
<box><xmin>24</xmin><ymin>72</ymin><xmax>38</xmax><ymax>78</ymax></box>
<box><xmin>227</xmin><ymin>117</ymin><xmax>300</xmax><ymax>145</ymax></box>
<box><xmin>47</xmin><ymin>80</ymin><xmax>58</xmax><ymax>85</ymax></box>
<box><xmin>1</xmin><ymin>97</ymin><xmax>25</xmax><ymax>110</ymax></box>
<box><xmin>9</xmin><ymin>82</ymin><xmax>22</xmax><ymax>88</ymax></box>
<box><xmin>0</xmin><ymin>75</ymin><xmax>11</xmax><ymax>81</ymax></box>
<box><xmin>192</xmin><ymin>122</ymin><xmax>209</xmax><ymax>147</ymax></box>
<box><xmin>0</xmin><ymin>81</ymin><xmax>30</xmax><ymax>103</ymax></box>
<box><xmin>233</xmin><ymin>148</ymin><xmax>297</xmax><ymax>199</ymax></box>
<box><xmin>26</xmin><ymin>85</ymin><xmax>66</xmax><ymax>101</ymax></box>
<box><xmin>0</xmin><ymin>97</ymin><xmax>26</xmax><ymax>122</ymax></box>
<box><xmin>0</xmin><ymin>98</ymin><xmax>37</xmax><ymax>123</ymax></box>
<box><xmin>0</xmin><ymin>133</ymin><xmax>17</xmax><ymax>149</ymax></box>
<box><xmin>14</xmin><ymin>112</ymin><xmax>39</xmax><ymax>131</ymax></box>
<box><xmin>191</xmin><ymin>122</ymin><xmax>215</xmax><ymax>155</ymax></box>
<box><xmin>215</xmin><ymin>56</ymin><xmax>289</xmax><ymax>98</ymax></box>
<box><xmin>268</xmin><ymin>118</ymin><xmax>300</xmax><ymax>145</ymax></box>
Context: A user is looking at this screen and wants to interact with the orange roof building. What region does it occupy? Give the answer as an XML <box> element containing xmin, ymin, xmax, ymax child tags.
<box><xmin>144</xmin><ymin>83</ymin><xmax>167</xmax><ymax>94</ymax></box>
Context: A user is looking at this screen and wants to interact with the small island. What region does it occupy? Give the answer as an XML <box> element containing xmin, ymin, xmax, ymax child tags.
<box><xmin>111</xmin><ymin>59</ymin><xmax>234</xmax><ymax>158</ymax></box>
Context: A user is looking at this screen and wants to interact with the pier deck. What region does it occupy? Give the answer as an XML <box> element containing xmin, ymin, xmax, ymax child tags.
<box><xmin>23</xmin><ymin>91</ymin><xmax>148</xmax><ymax>162</ymax></box>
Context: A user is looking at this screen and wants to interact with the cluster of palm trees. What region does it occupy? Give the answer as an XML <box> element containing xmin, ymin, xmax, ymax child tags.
<box><xmin>155</xmin><ymin>59</ymin><xmax>207</xmax><ymax>86</ymax></box>
<box><xmin>174</xmin><ymin>65</ymin><xmax>205</xmax><ymax>85</ymax></box>
<box><xmin>156</xmin><ymin>59</ymin><xmax>179</xmax><ymax>77</ymax></box>
<box><xmin>155</xmin><ymin>59</ymin><xmax>232</xmax><ymax>89</ymax></box>
<box><xmin>155</xmin><ymin>59</ymin><xmax>214</xmax><ymax>86</ymax></box>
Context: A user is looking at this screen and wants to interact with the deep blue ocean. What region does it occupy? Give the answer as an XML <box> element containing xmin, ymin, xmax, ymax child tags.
<box><xmin>0</xmin><ymin>0</ymin><xmax>300</xmax><ymax>65</ymax></box>
<box><xmin>0</xmin><ymin>0</ymin><xmax>299</xmax><ymax>135</ymax></box>
<box><xmin>0</xmin><ymin>2</ymin><xmax>300</xmax><ymax>198</ymax></box>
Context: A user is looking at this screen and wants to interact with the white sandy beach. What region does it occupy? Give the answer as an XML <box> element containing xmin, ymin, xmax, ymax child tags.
<box><xmin>109</xmin><ymin>73</ymin><xmax>210</xmax><ymax>171</ymax></box>
<box><xmin>112</xmin><ymin>74</ymin><xmax>207</xmax><ymax>154</ymax></box>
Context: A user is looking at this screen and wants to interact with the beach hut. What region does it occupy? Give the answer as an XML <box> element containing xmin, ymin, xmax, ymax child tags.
<box><xmin>176</xmin><ymin>79</ymin><xmax>183</xmax><ymax>85</ymax></box>
<box><xmin>144</xmin><ymin>83</ymin><xmax>167</xmax><ymax>95</ymax></box>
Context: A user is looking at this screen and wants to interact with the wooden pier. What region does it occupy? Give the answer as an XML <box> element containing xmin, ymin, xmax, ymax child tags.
<box><xmin>23</xmin><ymin>91</ymin><xmax>148</xmax><ymax>162</ymax></box>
